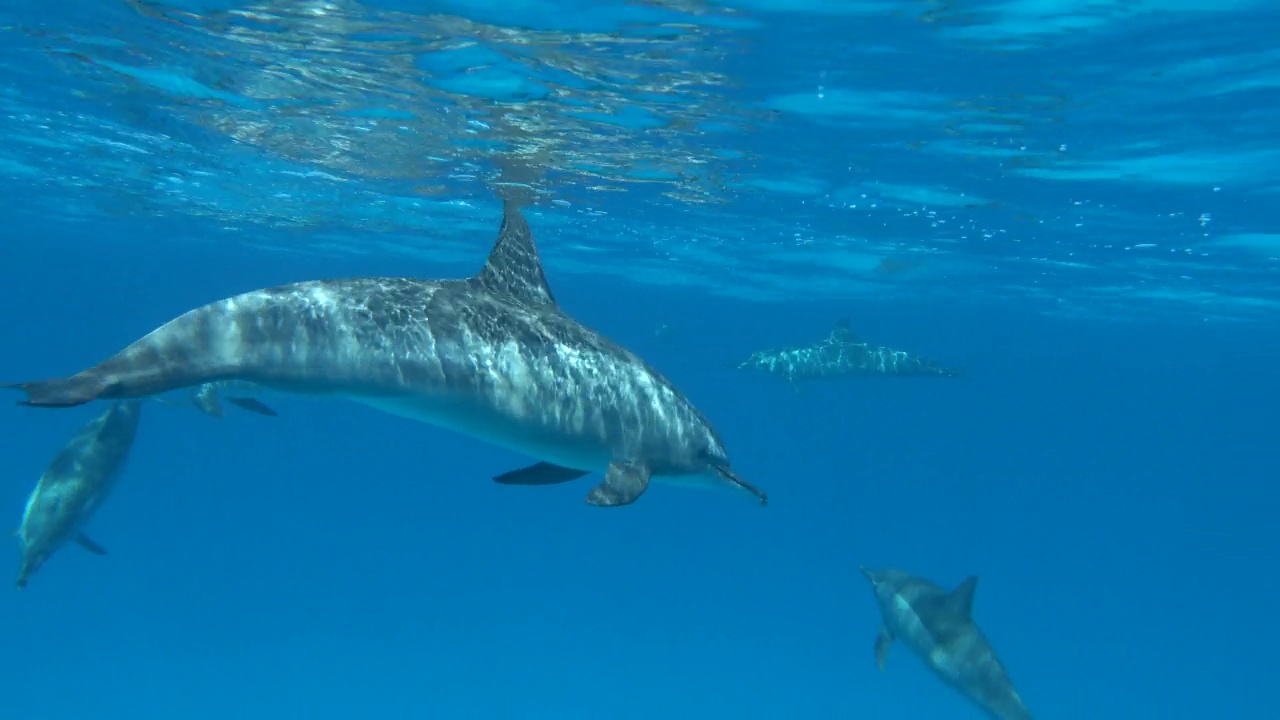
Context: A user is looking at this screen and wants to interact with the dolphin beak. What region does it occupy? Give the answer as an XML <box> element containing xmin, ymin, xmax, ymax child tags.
<box><xmin>858</xmin><ymin>565</ymin><xmax>875</xmax><ymax>582</ymax></box>
<box><xmin>715</xmin><ymin>467</ymin><xmax>768</xmax><ymax>506</ymax></box>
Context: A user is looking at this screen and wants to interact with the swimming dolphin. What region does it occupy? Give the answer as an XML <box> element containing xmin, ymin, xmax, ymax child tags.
<box><xmin>738</xmin><ymin>318</ymin><xmax>959</xmax><ymax>384</ymax></box>
<box><xmin>3</xmin><ymin>203</ymin><xmax>764</xmax><ymax>508</ymax></box>
<box><xmin>185</xmin><ymin>381</ymin><xmax>278</xmax><ymax>418</ymax></box>
<box><xmin>15</xmin><ymin>400</ymin><xmax>143</xmax><ymax>588</ymax></box>
<box><xmin>150</xmin><ymin>381</ymin><xmax>278</xmax><ymax>418</ymax></box>
<box><xmin>859</xmin><ymin>566</ymin><xmax>1033</xmax><ymax>720</ymax></box>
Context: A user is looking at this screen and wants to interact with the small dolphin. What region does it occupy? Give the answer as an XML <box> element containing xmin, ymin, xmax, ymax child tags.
<box><xmin>15</xmin><ymin>400</ymin><xmax>143</xmax><ymax>588</ymax></box>
<box><xmin>186</xmin><ymin>381</ymin><xmax>278</xmax><ymax>418</ymax></box>
<box><xmin>738</xmin><ymin>318</ymin><xmax>959</xmax><ymax>384</ymax></box>
<box><xmin>151</xmin><ymin>381</ymin><xmax>278</xmax><ymax>418</ymax></box>
<box><xmin>859</xmin><ymin>566</ymin><xmax>1033</xmax><ymax>720</ymax></box>
<box><xmin>4</xmin><ymin>202</ymin><xmax>764</xmax><ymax>508</ymax></box>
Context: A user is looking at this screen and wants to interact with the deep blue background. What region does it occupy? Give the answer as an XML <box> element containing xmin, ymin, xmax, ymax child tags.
<box><xmin>1</xmin><ymin>213</ymin><xmax>1275</xmax><ymax>719</ymax></box>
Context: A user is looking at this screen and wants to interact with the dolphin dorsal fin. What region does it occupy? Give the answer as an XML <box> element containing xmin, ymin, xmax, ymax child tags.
<box><xmin>947</xmin><ymin>576</ymin><xmax>979</xmax><ymax>619</ymax></box>
<box><xmin>831</xmin><ymin>317</ymin><xmax>856</xmax><ymax>342</ymax></box>
<box><xmin>469</xmin><ymin>201</ymin><xmax>558</xmax><ymax>308</ymax></box>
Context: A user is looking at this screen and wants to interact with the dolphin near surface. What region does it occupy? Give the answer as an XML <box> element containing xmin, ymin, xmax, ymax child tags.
<box><xmin>15</xmin><ymin>400</ymin><xmax>143</xmax><ymax>588</ymax></box>
<box><xmin>738</xmin><ymin>318</ymin><xmax>959</xmax><ymax>384</ymax></box>
<box><xmin>859</xmin><ymin>566</ymin><xmax>1034</xmax><ymax>720</ymax></box>
<box><xmin>4</xmin><ymin>202</ymin><xmax>764</xmax><ymax>508</ymax></box>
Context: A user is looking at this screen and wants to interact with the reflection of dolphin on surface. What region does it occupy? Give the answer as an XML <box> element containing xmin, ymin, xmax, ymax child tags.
<box><xmin>737</xmin><ymin>318</ymin><xmax>959</xmax><ymax>384</ymax></box>
<box><xmin>859</xmin><ymin>566</ymin><xmax>1034</xmax><ymax>720</ymax></box>
<box><xmin>15</xmin><ymin>400</ymin><xmax>143</xmax><ymax>588</ymax></box>
<box><xmin>4</xmin><ymin>203</ymin><xmax>765</xmax><ymax>508</ymax></box>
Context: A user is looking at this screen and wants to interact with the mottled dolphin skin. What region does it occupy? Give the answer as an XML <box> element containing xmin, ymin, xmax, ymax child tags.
<box><xmin>4</xmin><ymin>203</ymin><xmax>764</xmax><ymax>508</ymax></box>
<box><xmin>859</xmin><ymin>566</ymin><xmax>1033</xmax><ymax>720</ymax></box>
<box><xmin>15</xmin><ymin>400</ymin><xmax>143</xmax><ymax>588</ymax></box>
<box><xmin>738</xmin><ymin>318</ymin><xmax>959</xmax><ymax>384</ymax></box>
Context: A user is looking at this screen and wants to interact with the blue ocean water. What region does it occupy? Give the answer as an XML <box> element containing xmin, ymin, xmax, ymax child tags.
<box><xmin>0</xmin><ymin>1</ymin><xmax>1277</xmax><ymax>718</ymax></box>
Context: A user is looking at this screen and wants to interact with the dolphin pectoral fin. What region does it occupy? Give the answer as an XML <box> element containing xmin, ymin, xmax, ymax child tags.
<box><xmin>493</xmin><ymin>462</ymin><xmax>590</xmax><ymax>486</ymax></box>
<box><xmin>75</xmin><ymin>532</ymin><xmax>108</xmax><ymax>555</ymax></box>
<box><xmin>946</xmin><ymin>575</ymin><xmax>978</xmax><ymax>619</ymax></box>
<box><xmin>226</xmin><ymin>396</ymin><xmax>279</xmax><ymax>417</ymax></box>
<box><xmin>585</xmin><ymin>462</ymin><xmax>650</xmax><ymax>507</ymax></box>
<box><xmin>875</xmin><ymin>626</ymin><xmax>893</xmax><ymax>671</ymax></box>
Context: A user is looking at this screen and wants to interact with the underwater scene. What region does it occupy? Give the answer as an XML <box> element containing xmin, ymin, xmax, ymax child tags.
<box><xmin>0</xmin><ymin>1</ymin><xmax>1276</xmax><ymax>718</ymax></box>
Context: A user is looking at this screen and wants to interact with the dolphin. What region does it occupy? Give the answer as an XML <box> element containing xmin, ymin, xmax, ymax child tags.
<box><xmin>3</xmin><ymin>203</ymin><xmax>764</xmax><ymax>508</ymax></box>
<box><xmin>15</xmin><ymin>400</ymin><xmax>143</xmax><ymax>588</ymax></box>
<box><xmin>738</xmin><ymin>318</ymin><xmax>959</xmax><ymax>384</ymax></box>
<box><xmin>150</xmin><ymin>381</ymin><xmax>278</xmax><ymax>418</ymax></box>
<box><xmin>859</xmin><ymin>566</ymin><xmax>1033</xmax><ymax>720</ymax></box>
<box><xmin>185</xmin><ymin>381</ymin><xmax>278</xmax><ymax>418</ymax></box>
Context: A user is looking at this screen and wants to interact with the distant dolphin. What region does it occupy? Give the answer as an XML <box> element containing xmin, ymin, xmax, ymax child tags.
<box><xmin>15</xmin><ymin>400</ymin><xmax>143</xmax><ymax>588</ymax></box>
<box><xmin>859</xmin><ymin>566</ymin><xmax>1033</xmax><ymax>720</ymax></box>
<box><xmin>185</xmin><ymin>381</ymin><xmax>278</xmax><ymax>418</ymax></box>
<box><xmin>3</xmin><ymin>203</ymin><xmax>764</xmax><ymax>508</ymax></box>
<box><xmin>738</xmin><ymin>318</ymin><xmax>959</xmax><ymax>384</ymax></box>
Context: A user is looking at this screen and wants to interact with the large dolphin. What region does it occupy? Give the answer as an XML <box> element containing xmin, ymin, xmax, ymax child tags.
<box><xmin>738</xmin><ymin>318</ymin><xmax>959</xmax><ymax>384</ymax></box>
<box><xmin>15</xmin><ymin>400</ymin><xmax>143</xmax><ymax>588</ymax></box>
<box><xmin>4</xmin><ymin>203</ymin><xmax>765</xmax><ymax>508</ymax></box>
<box><xmin>859</xmin><ymin>566</ymin><xmax>1033</xmax><ymax>720</ymax></box>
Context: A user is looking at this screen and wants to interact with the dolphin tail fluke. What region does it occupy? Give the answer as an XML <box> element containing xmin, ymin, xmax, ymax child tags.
<box><xmin>3</xmin><ymin>373</ymin><xmax>106</xmax><ymax>409</ymax></box>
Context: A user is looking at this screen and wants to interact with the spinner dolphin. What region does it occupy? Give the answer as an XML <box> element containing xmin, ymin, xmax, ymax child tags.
<box><xmin>5</xmin><ymin>203</ymin><xmax>764</xmax><ymax>508</ymax></box>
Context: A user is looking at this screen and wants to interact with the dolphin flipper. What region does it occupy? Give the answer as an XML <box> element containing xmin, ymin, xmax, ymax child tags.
<box><xmin>875</xmin><ymin>626</ymin><xmax>893</xmax><ymax>670</ymax></box>
<box><xmin>226</xmin><ymin>396</ymin><xmax>279</xmax><ymax>417</ymax></box>
<box><xmin>493</xmin><ymin>462</ymin><xmax>590</xmax><ymax>485</ymax></box>
<box><xmin>586</xmin><ymin>461</ymin><xmax>650</xmax><ymax>507</ymax></box>
<box><xmin>74</xmin><ymin>532</ymin><xmax>108</xmax><ymax>555</ymax></box>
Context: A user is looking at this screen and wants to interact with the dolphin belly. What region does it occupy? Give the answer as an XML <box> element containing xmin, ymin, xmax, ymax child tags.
<box><xmin>345</xmin><ymin>393</ymin><xmax>722</xmax><ymax>491</ymax></box>
<box><xmin>348</xmin><ymin>393</ymin><xmax>616</xmax><ymax>473</ymax></box>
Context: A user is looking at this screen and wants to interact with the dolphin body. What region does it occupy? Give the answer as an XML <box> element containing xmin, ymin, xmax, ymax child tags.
<box><xmin>4</xmin><ymin>203</ymin><xmax>764</xmax><ymax>508</ymax></box>
<box><xmin>15</xmin><ymin>400</ymin><xmax>143</xmax><ymax>588</ymax></box>
<box><xmin>186</xmin><ymin>381</ymin><xmax>278</xmax><ymax>418</ymax></box>
<box><xmin>150</xmin><ymin>381</ymin><xmax>278</xmax><ymax>418</ymax></box>
<box><xmin>859</xmin><ymin>566</ymin><xmax>1033</xmax><ymax>720</ymax></box>
<box><xmin>738</xmin><ymin>319</ymin><xmax>959</xmax><ymax>384</ymax></box>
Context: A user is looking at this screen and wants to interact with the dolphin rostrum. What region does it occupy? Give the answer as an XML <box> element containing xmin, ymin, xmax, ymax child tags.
<box><xmin>15</xmin><ymin>400</ymin><xmax>143</xmax><ymax>588</ymax></box>
<box><xmin>859</xmin><ymin>566</ymin><xmax>1033</xmax><ymax>720</ymax></box>
<box><xmin>4</xmin><ymin>203</ymin><xmax>764</xmax><ymax>508</ymax></box>
<box><xmin>738</xmin><ymin>318</ymin><xmax>959</xmax><ymax>384</ymax></box>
